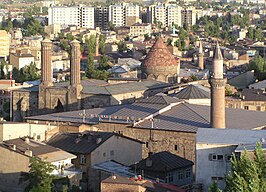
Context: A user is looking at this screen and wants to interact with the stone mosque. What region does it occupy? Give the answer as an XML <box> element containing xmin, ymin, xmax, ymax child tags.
<box><xmin>12</xmin><ymin>37</ymin><xmax>205</xmax><ymax>121</ymax></box>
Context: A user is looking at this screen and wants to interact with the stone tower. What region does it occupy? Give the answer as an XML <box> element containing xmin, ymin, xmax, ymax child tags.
<box><xmin>68</xmin><ymin>39</ymin><xmax>82</xmax><ymax>110</ymax></box>
<box><xmin>209</xmin><ymin>42</ymin><xmax>226</xmax><ymax>128</ymax></box>
<box><xmin>40</xmin><ymin>39</ymin><xmax>53</xmax><ymax>87</ymax></box>
<box><xmin>39</xmin><ymin>38</ymin><xmax>53</xmax><ymax>110</ymax></box>
<box><xmin>198</xmin><ymin>41</ymin><xmax>204</xmax><ymax>70</ymax></box>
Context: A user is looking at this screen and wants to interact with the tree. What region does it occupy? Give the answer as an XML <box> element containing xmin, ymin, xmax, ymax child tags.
<box><xmin>225</xmin><ymin>142</ymin><xmax>266</xmax><ymax>192</ymax></box>
<box><xmin>118</xmin><ymin>40</ymin><xmax>127</xmax><ymax>53</ymax></box>
<box><xmin>144</xmin><ymin>33</ymin><xmax>150</xmax><ymax>41</ymax></box>
<box><xmin>208</xmin><ymin>181</ymin><xmax>222</xmax><ymax>192</ymax></box>
<box><xmin>249</xmin><ymin>55</ymin><xmax>266</xmax><ymax>76</ymax></box>
<box><xmin>108</xmin><ymin>21</ymin><xmax>115</xmax><ymax>31</ymax></box>
<box><xmin>0</xmin><ymin>60</ymin><xmax>8</xmax><ymax>79</ymax></box>
<box><xmin>99</xmin><ymin>34</ymin><xmax>106</xmax><ymax>54</ymax></box>
<box><xmin>86</xmin><ymin>35</ymin><xmax>96</xmax><ymax>55</ymax></box>
<box><xmin>98</xmin><ymin>54</ymin><xmax>109</xmax><ymax>71</ymax></box>
<box><xmin>167</xmin><ymin>38</ymin><xmax>173</xmax><ymax>46</ymax></box>
<box><xmin>86</xmin><ymin>53</ymin><xmax>95</xmax><ymax>79</ymax></box>
<box><xmin>20</xmin><ymin>157</ymin><xmax>56</xmax><ymax>192</ymax></box>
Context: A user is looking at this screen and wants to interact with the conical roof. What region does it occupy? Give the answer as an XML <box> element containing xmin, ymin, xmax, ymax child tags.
<box><xmin>142</xmin><ymin>37</ymin><xmax>178</xmax><ymax>67</ymax></box>
<box><xmin>214</xmin><ymin>41</ymin><xmax>223</xmax><ymax>60</ymax></box>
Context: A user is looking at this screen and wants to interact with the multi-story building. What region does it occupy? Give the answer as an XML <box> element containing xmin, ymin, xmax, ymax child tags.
<box><xmin>109</xmin><ymin>3</ymin><xmax>140</xmax><ymax>27</ymax></box>
<box><xmin>48</xmin><ymin>5</ymin><xmax>94</xmax><ymax>28</ymax></box>
<box><xmin>0</xmin><ymin>30</ymin><xmax>10</xmax><ymax>61</ymax></box>
<box><xmin>147</xmin><ymin>3</ymin><xmax>182</xmax><ymax>28</ymax></box>
<box><xmin>181</xmin><ymin>6</ymin><xmax>197</xmax><ymax>28</ymax></box>
<box><xmin>130</xmin><ymin>23</ymin><xmax>152</xmax><ymax>36</ymax></box>
<box><xmin>95</xmin><ymin>6</ymin><xmax>109</xmax><ymax>30</ymax></box>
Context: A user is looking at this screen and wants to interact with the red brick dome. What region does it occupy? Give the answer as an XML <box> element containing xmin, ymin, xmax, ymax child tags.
<box><xmin>142</xmin><ymin>37</ymin><xmax>178</xmax><ymax>67</ymax></box>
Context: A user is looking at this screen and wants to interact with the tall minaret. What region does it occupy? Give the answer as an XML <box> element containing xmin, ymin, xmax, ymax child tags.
<box><xmin>40</xmin><ymin>39</ymin><xmax>53</xmax><ymax>87</ymax></box>
<box><xmin>95</xmin><ymin>33</ymin><xmax>99</xmax><ymax>56</ymax></box>
<box><xmin>198</xmin><ymin>41</ymin><xmax>204</xmax><ymax>70</ymax></box>
<box><xmin>209</xmin><ymin>42</ymin><xmax>226</xmax><ymax>128</ymax></box>
<box><xmin>70</xmin><ymin>39</ymin><xmax>82</xmax><ymax>98</ymax></box>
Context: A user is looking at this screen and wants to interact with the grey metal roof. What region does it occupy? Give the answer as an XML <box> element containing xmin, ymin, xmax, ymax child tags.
<box><xmin>197</xmin><ymin>128</ymin><xmax>266</xmax><ymax>145</ymax></box>
<box><xmin>172</xmin><ymin>84</ymin><xmax>210</xmax><ymax>99</ymax></box>
<box><xmin>240</xmin><ymin>89</ymin><xmax>266</xmax><ymax>101</ymax></box>
<box><xmin>26</xmin><ymin>95</ymin><xmax>266</xmax><ymax>133</ymax></box>
<box><xmin>235</xmin><ymin>142</ymin><xmax>266</xmax><ymax>152</ymax></box>
<box><xmin>47</xmin><ymin>131</ymin><xmax>114</xmax><ymax>154</ymax></box>
<box><xmin>3</xmin><ymin>138</ymin><xmax>76</xmax><ymax>162</ymax></box>
<box><xmin>134</xmin><ymin>151</ymin><xmax>194</xmax><ymax>172</ymax></box>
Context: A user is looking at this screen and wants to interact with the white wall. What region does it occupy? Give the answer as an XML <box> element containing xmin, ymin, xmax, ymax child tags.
<box><xmin>91</xmin><ymin>135</ymin><xmax>142</xmax><ymax>166</ymax></box>
<box><xmin>196</xmin><ymin>143</ymin><xmax>237</xmax><ymax>192</ymax></box>
<box><xmin>1</xmin><ymin>123</ymin><xmax>57</xmax><ymax>141</ymax></box>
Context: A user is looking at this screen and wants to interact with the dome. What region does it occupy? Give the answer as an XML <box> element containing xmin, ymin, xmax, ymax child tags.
<box><xmin>142</xmin><ymin>37</ymin><xmax>178</xmax><ymax>67</ymax></box>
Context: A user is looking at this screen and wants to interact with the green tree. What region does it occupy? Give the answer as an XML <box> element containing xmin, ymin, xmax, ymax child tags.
<box><xmin>0</xmin><ymin>60</ymin><xmax>8</xmax><ymax>79</ymax></box>
<box><xmin>86</xmin><ymin>53</ymin><xmax>95</xmax><ymax>78</ymax></box>
<box><xmin>225</xmin><ymin>142</ymin><xmax>266</xmax><ymax>192</ymax></box>
<box><xmin>98</xmin><ymin>54</ymin><xmax>109</xmax><ymax>71</ymax></box>
<box><xmin>86</xmin><ymin>35</ymin><xmax>96</xmax><ymax>55</ymax></box>
<box><xmin>99</xmin><ymin>34</ymin><xmax>106</xmax><ymax>54</ymax></box>
<box><xmin>108</xmin><ymin>21</ymin><xmax>115</xmax><ymax>31</ymax></box>
<box><xmin>23</xmin><ymin>17</ymin><xmax>44</xmax><ymax>36</ymax></box>
<box><xmin>249</xmin><ymin>55</ymin><xmax>266</xmax><ymax>74</ymax></box>
<box><xmin>208</xmin><ymin>181</ymin><xmax>222</xmax><ymax>192</ymax></box>
<box><xmin>144</xmin><ymin>33</ymin><xmax>150</xmax><ymax>41</ymax></box>
<box><xmin>118</xmin><ymin>40</ymin><xmax>127</xmax><ymax>53</ymax></box>
<box><xmin>20</xmin><ymin>157</ymin><xmax>56</xmax><ymax>192</ymax></box>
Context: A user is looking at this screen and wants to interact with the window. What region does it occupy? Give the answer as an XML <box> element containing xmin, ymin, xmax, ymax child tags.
<box><xmin>166</xmin><ymin>172</ymin><xmax>173</xmax><ymax>183</ymax></box>
<box><xmin>186</xmin><ymin>168</ymin><xmax>191</xmax><ymax>178</ymax></box>
<box><xmin>256</xmin><ymin>106</ymin><xmax>261</xmax><ymax>111</ymax></box>
<box><xmin>103</xmin><ymin>152</ymin><xmax>106</xmax><ymax>157</ymax></box>
<box><xmin>110</xmin><ymin>150</ymin><xmax>114</xmax><ymax>156</ymax></box>
<box><xmin>244</xmin><ymin>106</ymin><xmax>249</xmax><ymax>110</ymax></box>
<box><xmin>211</xmin><ymin>176</ymin><xmax>224</xmax><ymax>181</ymax></box>
<box><xmin>80</xmin><ymin>154</ymin><xmax>86</xmax><ymax>164</ymax></box>
<box><xmin>209</xmin><ymin>154</ymin><xmax>224</xmax><ymax>161</ymax></box>
<box><xmin>174</xmin><ymin>144</ymin><xmax>178</xmax><ymax>151</ymax></box>
<box><xmin>146</xmin><ymin>142</ymin><xmax>149</xmax><ymax>148</ymax></box>
<box><xmin>178</xmin><ymin>171</ymin><xmax>184</xmax><ymax>180</ymax></box>
<box><xmin>225</xmin><ymin>154</ymin><xmax>232</xmax><ymax>162</ymax></box>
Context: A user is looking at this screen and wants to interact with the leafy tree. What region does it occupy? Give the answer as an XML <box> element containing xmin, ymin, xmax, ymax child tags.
<box><xmin>225</xmin><ymin>142</ymin><xmax>266</xmax><ymax>192</ymax></box>
<box><xmin>20</xmin><ymin>157</ymin><xmax>56</xmax><ymax>192</ymax></box>
<box><xmin>0</xmin><ymin>60</ymin><xmax>8</xmax><ymax>79</ymax></box>
<box><xmin>86</xmin><ymin>35</ymin><xmax>96</xmax><ymax>55</ymax></box>
<box><xmin>144</xmin><ymin>33</ymin><xmax>150</xmax><ymax>41</ymax></box>
<box><xmin>208</xmin><ymin>181</ymin><xmax>222</xmax><ymax>192</ymax></box>
<box><xmin>249</xmin><ymin>55</ymin><xmax>266</xmax><ymax>74</ymax></box>
<box><xmin>99</xmin><ymin>34</ymin><xmax>106</xmax><ymax>54</ymax></box>
<box><xmin>108</xmin><ymin>21</ymin><xmax>115</xmax><ymax>31</ymax></box>
<box><xmin>23</xmin><ymin>16</ymin><xmax>44</xmax><ymax>36</ymax></box>
<box><xmin>98</xmin><ymin>54</ymin><xmax>109</xmax><ymax>71</ymax></box>
<box><xmin>167</xmin><ymin>38</ymin><xmax>173</xmax><ymax>46</ymax></box>
<box><xmin>13</xmin><ymin>62</ymin><xmax>40</xmax><ymax>83</ymax></box>
<box><xmin>118</xmin><ymin>40</ymin><xmax>127</xmax><ymax>53</ymax></box>
<box><xmin>86</xmin><ymin>53</ymin><xmax>95</xmax><ymax>78</ymax></box>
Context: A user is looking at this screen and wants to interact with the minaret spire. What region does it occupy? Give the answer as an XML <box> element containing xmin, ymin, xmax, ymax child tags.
<box><xmin>209</xmin><ymin>41</ymin><xmax>226</xmax><ymax>128</ymax></box>
<box><xmin>198</xmin><ymin>41</ymin><xmax>204</xmax><ymax>70</ymax></box>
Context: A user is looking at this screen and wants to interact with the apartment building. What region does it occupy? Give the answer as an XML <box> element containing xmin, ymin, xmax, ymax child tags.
<box><xmin>95</xmin><ymin>6</ymin><xmax>109</xmax><ymax>30</ymax></box>
<box><xmin>109</xmin><ymin>3</ymin><xmax>140</xmax><ymax>27</ymax></box>
<box><xmin>0</xmin><ymin>30</ymin><xmax>10</xmax><ymax>61</ymax></box>
<box><xmin>147</xmin><ymin>3</ymin><xmax>182</xmax><ymax>28</ymax></box>
<box><xmin>48</xmin><ymin>5</ymin><xmax>94</xmax><ymax>28</ymax></box>
<box><xmin>181</xmin><ymin>6</ymin><xmax>197</xmax><ymax>27</ymax></box>
<box><xmin>130</xmin><ymin>23</ymin><xmax>152</xmax><ymax>36</ymax></box>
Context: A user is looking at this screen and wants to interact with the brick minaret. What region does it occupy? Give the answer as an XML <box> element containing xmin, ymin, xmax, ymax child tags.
<box><xmin>209</xmin><ymin>42</ymin><xmax>226</xmax><ymax>128</ymax></box>
<box><xmin>41</xmin><ymin>39</ymin><xmax>53</xmax><ymax>87</ymax></box>
<box><xmin>70</xmin><ymin>39</ymin><xmax>82</xmax><ymax>98</ymax></box>
<box><xmin>198</xmin><ymin>41</ymin><xmax>204</xmax><ymax>70</ymax></box>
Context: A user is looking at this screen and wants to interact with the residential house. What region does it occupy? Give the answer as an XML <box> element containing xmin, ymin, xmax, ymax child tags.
<box><xmin>130</xmin><ymin>23</ymin><xmax>152</xmax><ymax>37</ymax></box>
<box><xmin>0</xmin><ymin>137</ymin><xmax>79</xmax><ymax>192</ymax></box>
<box><xmin>10</xmin><ymin>53</ymin><xmax>35</xmax><ymax>70</ymax></box>
<box><xmin>133</xmin><ymin>151</ymin><xmax>194</xmax><ymax>187</ymax></box>
<box><xmin>226</xmin><ymin>88</ymin><xmax>266</xmax><ymax>111</ymax></box>
<box><xmin>47</xmin><ymin>131</ymin><xmax>143</xmax><ymax>191</ymax></box>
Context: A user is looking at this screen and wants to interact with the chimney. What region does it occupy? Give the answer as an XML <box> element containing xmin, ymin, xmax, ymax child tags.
<box><xmin>209</xmin><ymin>42</ymin><xmax>226</xmax><ymax>129</ymax></box>
<box><xmin>25</xmin><ymin>149</ymin><xmax>33</xmax><ymax>157</ymax></box>
<box><xmin>41</xmin><ymin>39</ymin><xmax>53</xmax><ymax>87</ymax></box>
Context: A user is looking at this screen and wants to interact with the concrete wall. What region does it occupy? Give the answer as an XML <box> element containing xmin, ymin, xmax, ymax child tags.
<box><xmin>91</xmin><ymin>135</ymin><xmax>142</xmax><ymax>166</ymax></box>
<box><xmin>0</xmin><ymin>122</ymin><xmax>57</xmax><ymax>142</ymax></box>
<box><xmin>0</xmin><ymin>146</ymin><xmax>29</xmax><ymax>192</ymax></box>
<box><xmin>196</xmin><ymin>143</ymin><xmax>237</xmax><ymax>192</ymax></box>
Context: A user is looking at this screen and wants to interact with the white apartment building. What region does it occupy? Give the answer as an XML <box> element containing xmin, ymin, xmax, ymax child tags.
<box><xmin>48</xmin><ymin>5</ymin><xmax>94</xmax><ymax>28</ymax></box>
<box><xmin>147</xmin><ymin>3</ymin><xmax>182</xmax><ymax>28</ymax></box>
<box><xmin>109</xmin><ymin>3</ymin><xmax>140</xmax><ymax>27</ymax></box>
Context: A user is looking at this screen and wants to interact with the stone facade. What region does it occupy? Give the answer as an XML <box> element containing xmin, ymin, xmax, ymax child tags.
<box><xmin>141</xmin><ymin>37</ymin><xmax>180</xmax><ymax>83</ymax></box>
<box><xmin>225</xmin><ymin>98</ymin><xmax>266</xmax><ymax>112</ymax></box>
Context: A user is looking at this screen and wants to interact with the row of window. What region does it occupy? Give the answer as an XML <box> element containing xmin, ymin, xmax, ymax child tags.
<box><xmin>166</xmin><ymin>168</ymin><xmax>191</xmax><ymax>183</ymax></box>
<box><xmin>79</xmin><ymin>150</ymin><xmax>115</xmax><ymax>164</ymax></box>
<box><xmin>209</xmin><ymin>153</ymin><xmax>239</xmax><ymax>162</ymax></box>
